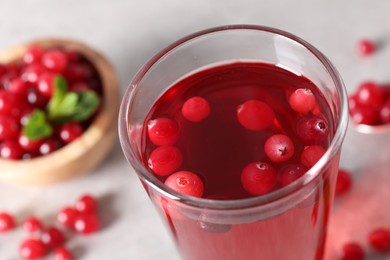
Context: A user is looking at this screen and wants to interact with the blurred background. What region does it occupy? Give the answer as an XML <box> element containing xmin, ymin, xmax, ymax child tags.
<box><xmin>1</xmin><ymin>0</ymin><xmax>390</xmax><ymax>259</ymax></box>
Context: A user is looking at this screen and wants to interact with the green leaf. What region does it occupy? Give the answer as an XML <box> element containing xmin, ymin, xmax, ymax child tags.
<box><xmin>71</xmin><ymin>91</ymin><xmax>100</xmax><ymax>122</ymax></box>
<box><xmin>47</xmin><ymin>75</ymin><xmax>100</xmax><ymax>123</ymax></box>
<box><xmin>22</xmin><ymin>109</ymin><xmax>53</xmax><ymax>140</ymax></box>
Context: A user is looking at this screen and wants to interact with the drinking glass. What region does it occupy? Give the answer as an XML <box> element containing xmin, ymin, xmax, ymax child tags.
<box><xmin>119</xmin><ymin>25</ymin><xmax>348</xmax><ymax>260</ymax></box>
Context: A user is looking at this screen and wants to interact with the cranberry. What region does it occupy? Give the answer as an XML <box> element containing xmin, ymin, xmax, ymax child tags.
<box><xmin>69</xmin><ymin>81</ymin><xmax>92</xmax><ymax>92</ymax></box>
<box><xmin>0</xmin><ymin>90</ymin><xmax>19</xmax><ymax>115</ymax></box>
<box><xmin>41</xmin><ymin>226</ymin><xmax>65</xmax><ymax>248</ymax></box>
<box><xmin>289</xmin><ymin>88</ymin><xmax>316</xmax><ymax>114</ymax></box>
<box><xmin>379</xmin><ymin>100</ymin><xmax>390</xmax><ymax>124</ymax></box>
<box><xmin>300</xmin><ymin>145</ymin><xmax>326</xmax><ymax>168</ymax></box>
<box><xmin>42</xmin><ymin>49</ymin><xmax>69</xmax><ymax>73</ymax></box>
<box><xmin>368</xmin><ymin>228</ymin><xmax>390</xmax><ymax>252</ymax></box>
<box><xmin>19</xmin><ymin>238</ymin><xmax>47</xmax><ymax>260</ymax></box>
<box><xmin>182</xmin><ymin>96</ymin><xmax>210</xmax><ymax>122</ymax></box>
<box><xmin>237</xmin><ymin>100</ymin><xmax>275</xmax><ymax>130</ymax></box>
<box><xmin>335</xmin><ymin>169</ymin><xmax>352</xmax><ymax>195</ymax></box>
<box><xmin>147</xmin><ymin>118</ymin><xmax>180</xmax><ymax>146</ymax></box>
<box><xmin>39</xmin><ymin>138</ymin><xmax>61</xmax><ymax>155</ymax></box>
<box><xmin>23</xmin><ymin>216</ymin><xmax>43</xmax><ymax>233</ymax></box>
<box><xmin>0</xmin><ymin>212</ymin><xmax>15</xmax><ymax>232</ymax></box>
<box><xmin>348</xmin><ymin>94</ymin><xmax>358</xmax><ymax>112</ymax></box>
<box><xmin>0</xmin><ymin>63</ymin><xmax>6</xmax><ymax>77</ymax></box>
<box><xmin>0</xmin><ymin>115</ymin><xmax>19</xmax><ymax>140</ymax></box>
<box><xmin>7</xmin><ymin>77</ymin><xmax>29</xmax><ymax>96</ymax></box>
<box><xmin>74</xmin><ymin>213</ymin><xmax>100</xmax><ymax>234</ymax></box>
<box><xmin>18</xmin><ymin>132</ymin><xmax>45</xmax><ymax>153</ymax></box>
<box><xmin>21</xmin><ymin>63</ymin><xmax>45</xmax><ymax>84</ymax></box>
<box><xmin>0</xmin><ymin>140</ymin><xmax>23</xmax><ymax>160</ymax></box>
<box><xmin>341</xmin><ymin>242</ymin><xmax>365</xmax><ymax>260</ymax></box>
<box><xmin>148</xmin><ymin>146</ymin><xmax>183</xmax><ymax>176</ymax></box>
<box><xmin>57</xmin><ymin>206</ymin><xmax>79</xmax><ymax>229</ymax></box>
<box><xmin>241</xmin><ymin>162</ymin><xmax>277</xmax><ymax>195</ymax></box>
<box><xmin>57</xmin><ymin>122</ymin><xmax>83</xmax><ymax>144</ymax></box>
<box><xmin>64</xmin><ymin>62</ymin><xmax>94</xmax><ymax>83</ymax></box>
<box><xmin>22</xmin><ymin>152</ymin><xmax>40</xmax><ymax>160</ymax></box>
<box><xmin>279</xmin><ymin>164</ymin><xmax>307</xmax><ymax>187</ymax></box>
<box><xmin>27</xmin><ymin>87</ymin><xmax>50</xmax><ymax>108</ymax></box>
<box><xmin>264</xmin><ymin>134</ymin><xmax>295</xmax><ymax>162</ymax></box>
<box><xmin>23</xmin><ymin>46</ymin><xmax>44</xmax><ymax>64</ymax></box>
<box><xmin>296</xmin><ymin>116</ymin><xmax>329</xmax><ymax>145</ymax></box>
<box><xmin>356</xmin><ymin>39</ymin><xmax>376</xmax><ymax>56</ymax></box>
<box><xmin>37</xmin><ymin>72</ymin><xmax>56</xmax><ymax>97</ymax></box>
<box><xmin>54</xmin><ymin>247</ymin><xmax>73</xmax><ymax>260</ymax></box>
<box><xmin>349</xmin><ymin>106</ymin><xmax>379</xmax><ymax>125</ymax></box>
<box><xmin>164</xmin><ymin>171</ymin><xmax>204</xmax><ymax>198</ymax></box>
<box><xmin>75</xmin><ymin>194</ymin><xmax>97</xmax><ymax>214</ymax></box>
<box><xmin>355</xmin><ymin>81</ymin><xmax>383</xmax><ymax>107</ymax></box>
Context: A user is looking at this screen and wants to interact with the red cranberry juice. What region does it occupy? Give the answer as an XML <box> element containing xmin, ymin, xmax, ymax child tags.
<box><xmin>142</xmin><ymin>62</ymin><xmax>338</xmax><ymax>260</ymax></box>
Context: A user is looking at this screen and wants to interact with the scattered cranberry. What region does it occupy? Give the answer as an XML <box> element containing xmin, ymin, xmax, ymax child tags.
<box><xmin>19</xmin><ymin>238</ymin><xmax>47</xmax><ymax>260</ymax></box>
<box><xmin>300</xmin><ymin>145</ymin><xmax>326</xmax><ymax>168</ymax></box>
<box><xmin>41</xmin><ymin>226</ymin><xmax>65</xmax><ymax>248</ymax></box>
<box><xmin>75</xmin><ymin>194</ymin><xmax>97</xmax><ymax>214</ymax></box>
<box><xmin>289</xmin><ymin>88</ymin><xmax>316</xmax><ymax>114</ymax></box>
<box><xmin>241</xmin><ymin>162</ymin><xmax>277</xmax><ymax>195</ymax></box>
<box><xmin>356</xmin><ymin>39</ymin><xmax>376</xmax><ymax>56</ymax></box>
<box><xmin>182</xmin><ymin>96</ymin><xmax>211</xmax><ymax>122</ymax></box>
<box><xmin>237</xmin><ymin>100</ymin><xmax>275</xmax><ymax>130</ymax></box>
<box><xmin>0</xmin><ymin>212</ymin><xmax>15</xmax><ymax>232</ymax></box>
<box><xmin>264</xmin><ymin>134</ymin><xmax>295</xmax><ymax>163</ymax></box>
<box><xmin>23</xmin><ymin>216</ymin><xmax>43</xmax><ymax>233</ymax></box>
<box><xmin>164</xmin><ymin>171</ymin><xmax>204</xmax><ymax>198</ymax></box>
<box><xmin>341</xmin><ymin>242</ymin><xmax>365</xmax><ymax>260</ymax></box>
<box><xmin>0</xmin><ymin>140</ymin><xmax>24</xmax><ymax>160</ymax></box>
<box><xmin>368</xmin><ymin>227</ymin><xmax>390</xmax><ymax>252</ymax></box>
<box><xmin>335</xmin><ymin>169</ymin><xmax>352</xmax><ymax>196</ymax></box>
<box><xmin>57</xmin><ymin>206</ymin><xmax>79</xmax><ymax>229</ymax></box>
<box><xmin>74</xmin><ymin>213</ymin><xmax>100</xmax><ymax>235</ymax></box>
<box><xmin>57</xmin><ymin>122</ymin><xmax>83</xmax><ymax>144</ymax></box>
<box><xmin>296</xmin><ymin>116</ymin><xmax>329</xmax><ymax>145</ymax></box>
<box><xmin>42</xmin><ymin>49</ymin><xmax>69</xmax><ymax>73</ymax></box>
<box><xmin>279</xmin><ymin>164</ymin><xmax>307</xmax><ymax>187</ymax></box>
<box><xmin>147</xmin><ymin>118</ymin><xmax>180</xmax><ymax>146</ymax></box>
<box><xmin>54</xmin><ymin>247</ymin><xmax>73</xmax><ymax>260</ymax></box>
<box><xmin>148</xmin><ymin>146</ymin><xmax>183</xmax><ymax>176</ymax></box>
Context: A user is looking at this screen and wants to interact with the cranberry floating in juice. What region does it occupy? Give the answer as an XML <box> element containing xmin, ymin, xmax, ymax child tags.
<box><xmin>119</xmin><ymin>26</ymin><xmax>348</xmax><ymax>260</ymax></box>
<box><xmin>144</xmin><ymin>62</ymin><xmax>333</xmax><ymax>200</ymax></box>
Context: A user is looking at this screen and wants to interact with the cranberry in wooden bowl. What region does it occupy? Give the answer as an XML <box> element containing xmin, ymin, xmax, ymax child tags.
<box><xmin>0</xmin><ymin>38</ymin><xmax>119</xmax><ymax>185</ymax></box>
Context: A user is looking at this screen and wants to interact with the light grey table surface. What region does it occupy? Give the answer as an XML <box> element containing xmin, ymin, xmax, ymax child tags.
<box><xmin>1</xmin><ymin>0</ymin><xmax>390</xmax><ymax>259</ymax></box>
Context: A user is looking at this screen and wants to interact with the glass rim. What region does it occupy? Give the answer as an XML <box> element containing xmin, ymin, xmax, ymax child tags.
<box><xmin>118</xmin><ymin>24</ymin><xmax>349</xmax><ymax>210</ymax></box>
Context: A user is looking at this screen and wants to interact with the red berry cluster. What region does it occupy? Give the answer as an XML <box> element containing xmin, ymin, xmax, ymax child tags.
<box><xmin>0</xmin><ymin>194</ymin><xmax>100</xmax><ymax>259</ymax></box>
<box><xmin>349</xmin><ymin>81</ymin><xmax>390</xmax><ymax>126</ymax></box>
<box><xmin>0</xmin><ymin>45</ymin><xmax>102</xmax><ymax>160</ymax></box>
<box><xmin>146</xmin><ymin>90</ymin><xmax>330</xmax><ymax>197</ymax></box>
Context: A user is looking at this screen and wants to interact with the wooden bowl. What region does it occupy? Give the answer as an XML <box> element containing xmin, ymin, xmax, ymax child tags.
<box><xmin>0</xmin><ymin>38</ymin><xmax>120</xmax><ymax>186</ymax></box>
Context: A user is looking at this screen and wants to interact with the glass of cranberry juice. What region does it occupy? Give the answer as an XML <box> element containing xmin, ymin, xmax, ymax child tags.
<box><xmin>119</xmin><ymin>25</ymin><xmax>348</xmax><ymax>260</ymax></box>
